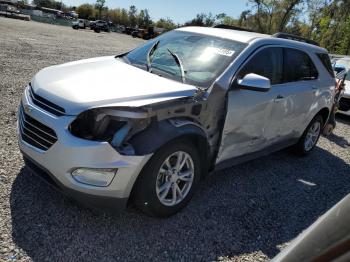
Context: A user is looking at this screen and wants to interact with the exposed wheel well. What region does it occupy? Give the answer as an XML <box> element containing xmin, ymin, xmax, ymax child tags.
<box><xmin>317</xmin><ymin>108</ymin><xmax>330</xmax><ymax>126</ymax></box>
<box><xmin>178</xmin><ymin>134</ymin><xmax>210</xmax><ymax>178</ymax></box>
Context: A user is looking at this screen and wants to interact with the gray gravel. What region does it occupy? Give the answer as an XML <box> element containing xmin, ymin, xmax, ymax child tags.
<box><xmin>1</xmin><ymin>17</ymin><xmax>350</xmax><ymax>262</ymax></box>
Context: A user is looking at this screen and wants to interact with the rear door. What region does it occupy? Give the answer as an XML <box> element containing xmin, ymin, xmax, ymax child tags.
<box><xmin>266</xmin><ymin>48</ymin><xmax>320</xmax><ymax>141</ymax></box>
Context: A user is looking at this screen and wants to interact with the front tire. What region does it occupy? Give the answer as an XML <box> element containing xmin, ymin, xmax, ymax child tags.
<box><xmin>133</xmin><ymin>139</ymin><xmax>201</xmax><ymax>217</ymax></box>
<box><xmin>294</xmin><ymin>115</ymin><xmax>323</xmax><ymax>155</ymax></box>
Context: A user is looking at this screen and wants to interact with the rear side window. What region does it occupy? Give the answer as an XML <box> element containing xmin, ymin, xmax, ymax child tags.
<box><xmin>238</xmin><ymin>47</ymin><xmax>283</xmax><ymax>85</ymax></box>
<box><xmin>283</xmin><ymin>48</ymin><xmax>318</xmax><ymax>82</ymax></box>
<box><xmin>317</xmin><ymin>53</ymin><xmax>335</xmax><ymax>77</ymax></box>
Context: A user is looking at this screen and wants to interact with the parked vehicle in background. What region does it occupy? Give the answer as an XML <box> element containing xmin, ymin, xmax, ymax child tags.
<box><xmin>338</xmin><ymin>73</ymin><xmax>350</xmax><ymax>116</ymax></box>
<box><xmin>67</xmin><ymin>10</ymin><xmax>78</xmax><ymax>19</ymax></box>
<box><xmin>142</xmin><ymin>27</ymin><xmax>159</xmax><ymax>40</ymax></box>
<box><xmin>123</xmin><ymin>26</ymin><xmax>134</xmax><ymax>35</ymax></box>
<box><xmin>131</xmin><ymin>27</ymin><xmax>163</xmax><ymax>40</ymax></box>
<box><xmin>72</xmin><ymin>19</ymin><xmax>88</xmax><ymax>29</ymax></box>
<box><xmin>333</xmin><ymin>57</ymin><xmax>350</xmax><ymax>116</ymax></box>
<box><xmin>323</xmin><ymin>68</ymin><xmax>346</xmax><ymax>135</ymax></box>
<box><xmin>131</xmin><ymin>28</ymin><xmax>148</xmax><ymax>38</ymax></box>
<box><xmin>18</xmin><ymin>27</ymin><xmax>335</xmax><ymax>217</ymax></box>
<box><xmin>90</xmin><ymin>20</ymin><xmax>109</xmax><ymax>33</ymax></box>
<box><xmin>0</xmin><ymin>2</ymin><xmax>30</xmax><ymax>21</ymax></box>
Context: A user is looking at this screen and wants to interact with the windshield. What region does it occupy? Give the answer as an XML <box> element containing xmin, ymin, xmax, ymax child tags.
<box><xmin>124</xmin><ymin>30</ymin><xmax>247</xmax><ymax>87</ymax></box>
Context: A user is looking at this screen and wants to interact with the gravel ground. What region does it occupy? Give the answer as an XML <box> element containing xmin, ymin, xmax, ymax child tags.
<box><xmin>1</xmin><ymin>17</ymin><xmax>350</xmax><ymax>262</ymax></box>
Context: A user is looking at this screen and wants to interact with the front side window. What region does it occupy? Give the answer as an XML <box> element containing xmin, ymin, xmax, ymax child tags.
<box><xmin>283</xmin><ymin>48</ymin><xmax>318</xmax><ymax>82</ymax></box>
<box><xmin>238</xmin><ymin>47</ymin><xmax>283</xmax><ymax>85</ymax></box>
<box><xmin>124</xmin><ymin>30</ymin><xmax>247</xmax><ymax>87</ymax></box>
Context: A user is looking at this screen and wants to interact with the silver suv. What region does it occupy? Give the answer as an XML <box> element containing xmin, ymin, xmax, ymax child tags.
<box><xmin>18</xmin><ymin>26</ymin><xmax>335</xmax><ymax>217</ymax></box>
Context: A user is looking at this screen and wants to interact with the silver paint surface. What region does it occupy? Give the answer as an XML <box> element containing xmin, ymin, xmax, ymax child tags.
<box><xmin>19</xmin><ymin>27</ymin><xmax>335</xmax><ymax>202</ymax></box>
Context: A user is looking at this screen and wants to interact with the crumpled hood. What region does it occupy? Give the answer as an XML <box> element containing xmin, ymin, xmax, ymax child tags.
<box><xmin>32</xmin><ymin>56</ymin><xmax>197</xmax><ymax>115</ymax></box>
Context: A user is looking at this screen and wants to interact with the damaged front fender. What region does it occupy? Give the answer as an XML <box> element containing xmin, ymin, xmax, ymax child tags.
<box><xmin>129</xmin><ymin>119</ymin><xmax>208</xmax><ymax>155</ymax></box>
<box><xmin>69</xmin><ymin>85</ymin><xmax>227</xmax><ymax>172</ymax></box>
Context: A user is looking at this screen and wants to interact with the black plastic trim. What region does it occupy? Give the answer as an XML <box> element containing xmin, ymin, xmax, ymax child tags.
<box><xmin>273</xmin><ymin>32</ymin><xmax>320</xmax><ymax>46</ymax></box>
<box><xmin>129</xmin><ymin>120</ymin><xmax>208</xmax><ymax>155</ymax></box>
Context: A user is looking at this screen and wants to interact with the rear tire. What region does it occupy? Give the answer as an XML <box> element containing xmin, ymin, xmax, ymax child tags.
<box><xmin>294</xmin><ymin>115</ymin><xmax>323</xmax><ymax>155</ymax></box>
<box><xmin>133</xmin><ymin>139</ymin><xmax>201</xmax><ymax>217</ymax></box>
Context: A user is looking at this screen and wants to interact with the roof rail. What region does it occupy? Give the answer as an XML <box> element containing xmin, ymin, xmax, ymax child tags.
<box><xmin>213</xmin><ymin>24</ymin><xmax>256</xmax><ymax>33</ymax></box>
<box><xmin>273</xmin><ymin>32</ymin><xmax>319</xmax><ymax>46</ymax></box>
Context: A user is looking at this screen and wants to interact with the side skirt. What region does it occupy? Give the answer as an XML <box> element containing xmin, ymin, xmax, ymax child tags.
<box><xmin>213</xmin><ymin>138</ymin><xmax>299</xmax><ymax>172</ymax></box>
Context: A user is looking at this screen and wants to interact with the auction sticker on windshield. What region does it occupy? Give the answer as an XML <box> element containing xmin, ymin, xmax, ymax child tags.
<box><xmin>198</xmin><ymin>47</ymin><xmax>235</xmax><ymax>62</ymax></box>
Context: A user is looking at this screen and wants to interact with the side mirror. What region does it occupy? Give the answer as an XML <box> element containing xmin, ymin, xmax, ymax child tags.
<box><xmin>237</xmin><ymin>73</ymin><xmax>271</xmax><ymax>92</ymax></box>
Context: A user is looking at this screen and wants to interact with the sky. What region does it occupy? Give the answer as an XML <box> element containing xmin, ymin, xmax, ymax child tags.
<box><xmin>62</xmin><ymin>0</ymin><xmax>249</xmax><ymax>24</ymax></box>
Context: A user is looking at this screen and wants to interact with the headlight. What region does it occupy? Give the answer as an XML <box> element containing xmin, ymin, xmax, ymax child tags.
<box><xmin>71</xmin><ymin>168</ymin><xmax>117</xmax><ymax>187</ymax></box>
<box><xmin>69</xmin><ymin>107</ymin><xmax>150</xmax><ymax>144</ymax></box>
<box><xmin>69</xmin><ymin>108</ymin><xmax>150</xmax><ymax>155</ymax></box>
<box><xmin>69</xmin><ymin>108</ymin><xmax>127</xmax><ymax>141</ymax></box>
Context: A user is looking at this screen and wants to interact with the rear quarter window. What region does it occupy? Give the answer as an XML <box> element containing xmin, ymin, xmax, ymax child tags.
<box><xmin>317</xmin><ymin>53</ymin><xmax>335</xmax><ymax>77</ymax></box>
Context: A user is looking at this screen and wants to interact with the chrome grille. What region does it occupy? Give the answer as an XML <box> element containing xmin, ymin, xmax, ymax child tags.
<box><xmin>28</xmin><ymin>85</ymin><xmax>66</xmax><ymax>116</ymax></box>
<box><xmin>19</xmin><ymin>105</ymin><xmax>58</xmax><ymax>151</ymax></box>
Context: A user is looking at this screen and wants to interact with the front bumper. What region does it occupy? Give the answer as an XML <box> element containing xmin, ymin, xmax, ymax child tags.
<box><xmin>23</xmin><ymin>154</ymin><xmax>128</xmax><ymax>211</ymax></box>
<box><xmin>18</xmin><ymin>86</ymin><xmax>152</xmax><ymax>210</ymax></box>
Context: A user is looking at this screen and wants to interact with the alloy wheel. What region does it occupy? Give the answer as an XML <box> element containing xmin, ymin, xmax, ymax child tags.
<box><xmin>155</xmin><ymin>151</ymin><xmax>194</xmax><ymax>206</ymax></box>
<box><xmin>304</xmin><ymin>121</ymin><xmax>321</xmax><ymax>151</ymax></box>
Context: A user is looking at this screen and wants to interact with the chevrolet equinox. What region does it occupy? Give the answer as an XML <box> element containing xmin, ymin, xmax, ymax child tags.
<box><xmin>18</xmin><ymin>26</ymin><xmax>335</xmax><ymax>217</ymax></box>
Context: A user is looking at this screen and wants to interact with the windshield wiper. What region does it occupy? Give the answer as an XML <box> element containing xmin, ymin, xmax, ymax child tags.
<box><xmin>147</xmin><ymin>40</ymin><xmax>160</xmax><ymax>72</ymax></box>
<box><xmin>167</xmin><ymin>48</ymin><xmax>186</xmax><ymax>84</ymax></box>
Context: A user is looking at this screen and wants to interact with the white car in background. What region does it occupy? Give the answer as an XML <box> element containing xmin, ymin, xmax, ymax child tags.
<box><xmin>72</xmin><ymin>19</ymin><xmax>88</xmax><ymax>30</ymax></box>
<box><xmin>339</xmin><ymin>74</ymin><xmax>350</xmax><ymax>116</ymax></box>
<box><xmin>333</xmin><ymin>57</ymin><xmax>350</xmax><ymax>116</ymax></box>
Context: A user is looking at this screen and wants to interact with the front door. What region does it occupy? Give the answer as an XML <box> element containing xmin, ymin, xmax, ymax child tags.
<box><xmin>216</xmin><ymin>46</ymin><xmax>284</xmax><ymax>164</ymax></box>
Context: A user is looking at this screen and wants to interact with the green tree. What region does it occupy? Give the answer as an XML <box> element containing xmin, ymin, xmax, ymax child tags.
<box><xmin>139</xmin><ymin>9</ymin><xmax>152</xmax><ymax>27</ymax></box>
<box><xmin>128</xmin><ymin>5</ymin><xmax>137</xmax><ymax>26</ymax></box>
<box><xmin>120</xmin><ymin>8</ymin><xmax>129</xmax><ymax>25</ymax></box>
<box><xmin>95</xmin><ymin>0</ymin><xmax>105</xmax><ymax>19</ymax></box>
<box><xmin>155</xmin><ymin>18</ymin><xmax>176</xmax><ymax>30</ymax></box>
<box><xmin>184</xmin><ymin>13</ymin><xmax>216</xmax><ymax>27</ymax></box>
<box><xmin>77</xmin><ymin>4</ymin><xmax>95</xmax><ymax>19</ymax></box>
<box><xmin>243</xmin><ymin>0</ymin><xmax>304</xmax><ymax>33</ymax></box>
<box><xmin>216</xmin><ymin>13</ymin><xmax>238</xmax><ymax>26</ymax></box>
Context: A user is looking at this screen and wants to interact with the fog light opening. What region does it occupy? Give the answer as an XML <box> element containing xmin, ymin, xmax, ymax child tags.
<box><xmin>71</xmin><ymin>168</ymin><xmax>117</xmax><ymax>187</ymax></box>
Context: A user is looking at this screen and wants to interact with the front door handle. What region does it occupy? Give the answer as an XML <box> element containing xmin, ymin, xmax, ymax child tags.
<box><xmin>274</xmin><ymin>94</ymin><xmax>284</xmax><ymax>102</ymax></box>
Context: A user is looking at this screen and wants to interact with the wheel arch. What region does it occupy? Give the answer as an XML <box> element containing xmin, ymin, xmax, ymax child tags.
<box><xmin>127</xmin><ymin>120</ymin><xmax>210</xmax><ymax>206</ymax></box>
<box><xmin>130</xmin><ymin>119</ymin><xmax>210</xmax><ymax>182</ymax></box>
<box><xmin>317</xmin><ymin>107</ymin><xmax>330</xmax><ymax>127</ymax></box>
<box><xmin>129</xmin><ymin>119</ymin><xmax>210</xmax><ymax>171</ymax></box>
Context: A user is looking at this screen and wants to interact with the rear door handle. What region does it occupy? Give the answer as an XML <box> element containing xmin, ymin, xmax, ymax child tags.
<box><xmin>274</xmin><ymin>94</ymin><xmax>284</xmax><ymax>102</ymax></box>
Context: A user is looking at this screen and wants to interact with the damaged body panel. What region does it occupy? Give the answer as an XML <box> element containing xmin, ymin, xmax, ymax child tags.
<box><xmin>18</xmin><ymin>26</ymin><xmax>335</xmax><ymax>216</ymax></box>
<box><xmin>69</xmin><ymin>82</ymin><xmax>227</xmax><ymax>170</ymax></box>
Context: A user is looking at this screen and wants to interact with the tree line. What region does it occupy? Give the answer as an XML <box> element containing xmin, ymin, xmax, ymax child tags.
<box><xmin>181</xmin><ymin>0</ymin><xmax>350</xmax><ymax>55</ymax></box>
<box><xmin>30</xmin><ymin>0</ymin><xmax>350</xmax><ymax>55</ymax></box>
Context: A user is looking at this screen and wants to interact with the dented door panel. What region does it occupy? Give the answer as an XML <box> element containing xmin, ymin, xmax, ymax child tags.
<box><xmin>216</xmin><ymin>88</ymin><xmax>276</xmax><ymax>164</ymax></box>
